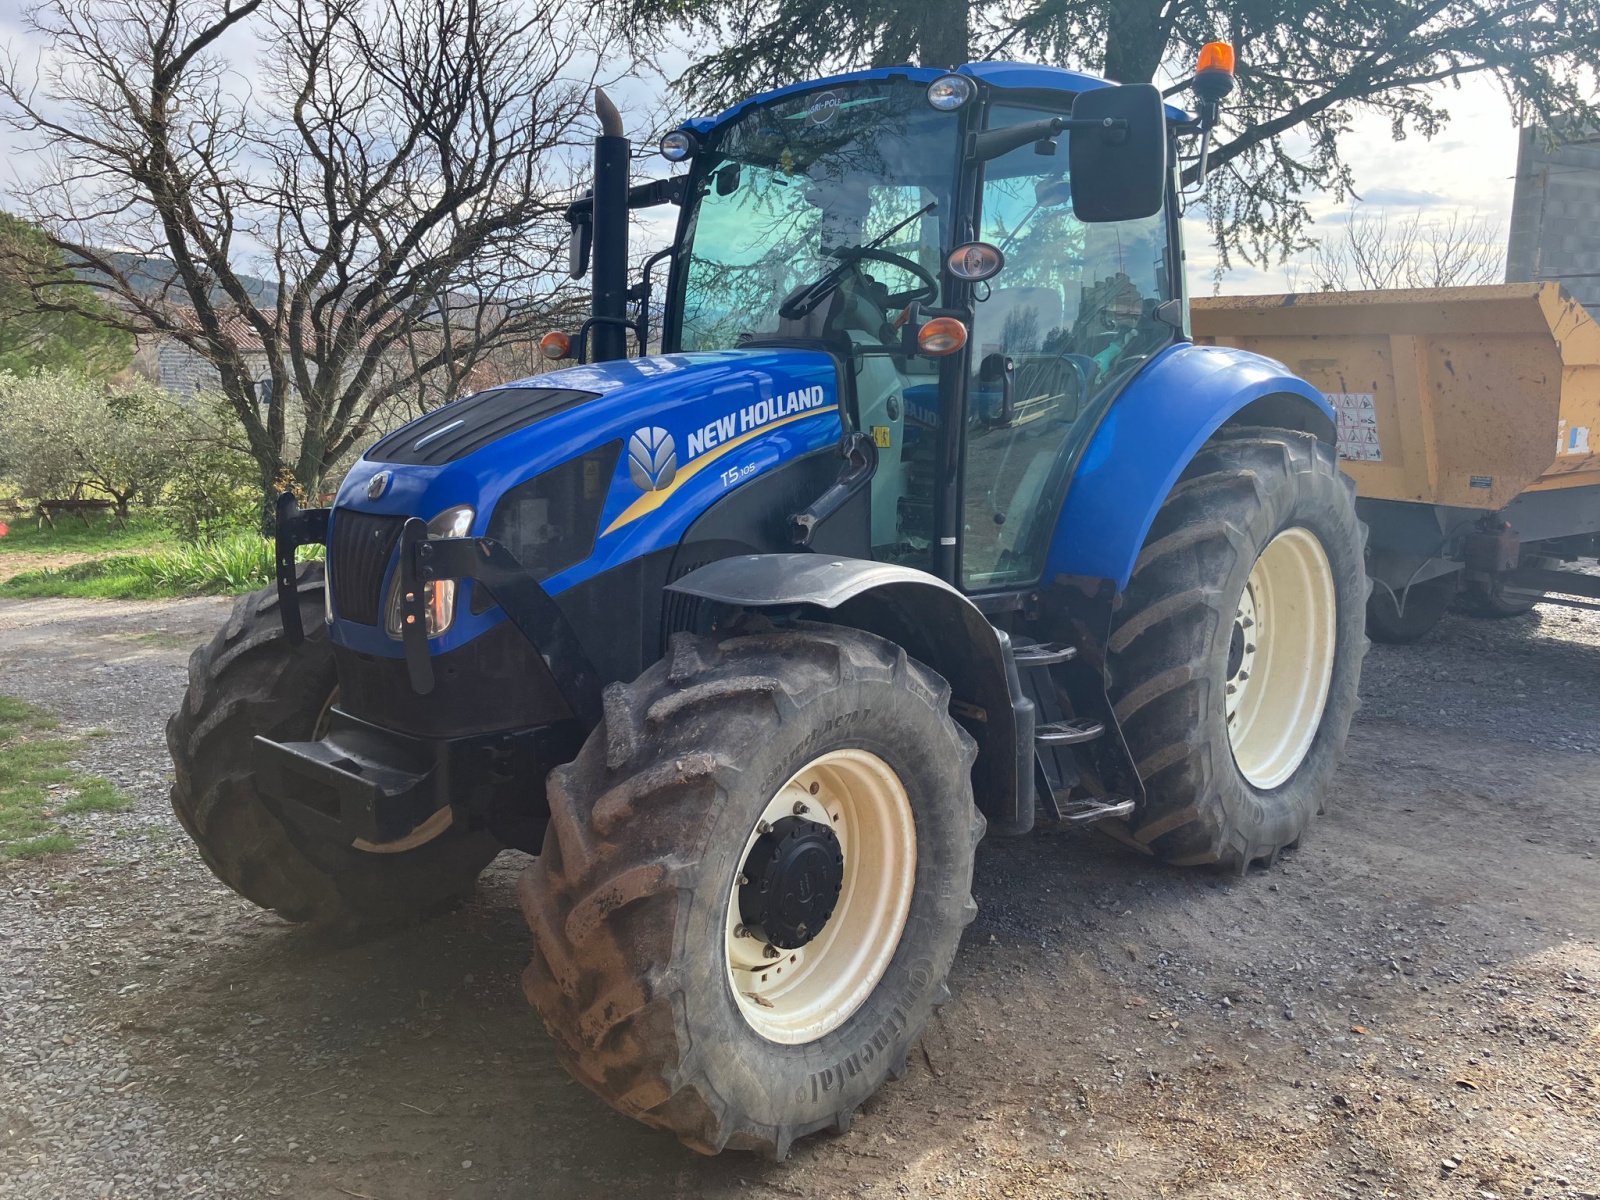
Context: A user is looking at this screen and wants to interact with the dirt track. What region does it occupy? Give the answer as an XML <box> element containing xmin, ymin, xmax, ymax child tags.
<box><xmin>1</xmin><ymin>594</ymin><xmax>1597</xmax><ymax>1199</ymax></box>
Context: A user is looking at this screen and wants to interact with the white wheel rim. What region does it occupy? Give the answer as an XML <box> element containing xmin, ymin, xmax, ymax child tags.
<box><xmin>1226</xmin><ymin>526</ymin><xmax>1337</xmax><ymax>790</ymax></box>
<box><xmin>724</xmin><ymin>749</ymin><xmax>916</xmax><ymax>1045</ymax></box>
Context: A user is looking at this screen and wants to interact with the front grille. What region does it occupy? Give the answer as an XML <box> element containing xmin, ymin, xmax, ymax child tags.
<box><xmin>329</xmin><ymin>510</ymin><xmax>406</xmax><ymax>626</ymax></box>
<box><xmin>365</xmin><ymin>387</ymin><xmax>595</xmax><ymax>466</ymax></box>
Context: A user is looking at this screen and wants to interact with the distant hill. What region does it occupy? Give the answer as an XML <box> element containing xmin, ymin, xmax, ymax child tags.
<box><xmin>74</xmin><ymin>250</ymin><xmax>279</xmax><ymax>308</ymax></box>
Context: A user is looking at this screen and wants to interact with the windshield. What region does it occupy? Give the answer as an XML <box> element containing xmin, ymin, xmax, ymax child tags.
<box><xmin>674</xmin><ymin>81</ymin><xmax>960</xmax><ymax>351</ymax></box>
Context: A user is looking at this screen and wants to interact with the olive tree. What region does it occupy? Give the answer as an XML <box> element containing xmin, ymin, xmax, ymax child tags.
<box><xmin>0</xmin><ymin>373</ymin><xmax>174</xmax><ymax>516</ymax></box>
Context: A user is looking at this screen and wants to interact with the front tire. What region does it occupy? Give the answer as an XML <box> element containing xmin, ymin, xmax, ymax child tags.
<box><xmin>166</xmin><ymin>564</ymin><xmax>500</xmax><ymax>929</ymax></box>
<box><xmin>1102</xmin><ymin>428</ymin><xmax>1367</xmax><ymax>870</ymax></box>
<box><xmin>520</xmin><ymin>624</ymin><xmax>982</xmax><ymax>1158</ymax></box>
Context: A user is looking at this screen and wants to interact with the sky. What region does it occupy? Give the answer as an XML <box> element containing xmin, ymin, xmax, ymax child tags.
<box><xmin>1182</xmin><ymin>73</ymin><xmax>1524</xmax><ymax>293</ymax></box>
<box><xmin>0</xmin><ymin>0</ymin><xmax>1528</xmax><ymax>298</ymax></box>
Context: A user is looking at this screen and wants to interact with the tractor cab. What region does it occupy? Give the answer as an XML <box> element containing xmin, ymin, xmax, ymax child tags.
<box><xmin>568</xmin><ymin>64</ymin><xmax>1192</xmax><ymax>592</ymax></box>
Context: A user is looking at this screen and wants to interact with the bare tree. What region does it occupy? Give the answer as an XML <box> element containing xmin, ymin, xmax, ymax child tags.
<box><xmin>1296</xmin><ymin>206</ymin><xmax>1505</xmax><ymax>292</ymax></box>
<box><xmin>0</xmin><ymin>0</ymin><xmax>620</xmax><ymax>515</ymax></box>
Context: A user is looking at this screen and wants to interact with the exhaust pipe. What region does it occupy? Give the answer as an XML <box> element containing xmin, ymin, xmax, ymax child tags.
<box><xmin>590</xmin><ymin>87</ymin><xmax>630</xmax><ymax>363</ymax></box>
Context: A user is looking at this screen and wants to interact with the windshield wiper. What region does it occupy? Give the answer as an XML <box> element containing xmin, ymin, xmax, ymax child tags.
<box><xmin>778</xmin><ymin>200</ymin><xmax>937</xmax><ymax>320</ymax></box>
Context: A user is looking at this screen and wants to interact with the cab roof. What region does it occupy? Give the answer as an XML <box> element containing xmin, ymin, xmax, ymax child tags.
<box><xmin>681</xmin><ymin>62</ymin><xmax>1187</xmax><ymax>135</ymax></box>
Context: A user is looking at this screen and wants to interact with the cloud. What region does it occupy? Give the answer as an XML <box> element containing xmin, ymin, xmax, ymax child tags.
<box><xmin>1356</xmin><ymin>186</ymin><xmax>1447</xmax><ymax>206</ymax></box>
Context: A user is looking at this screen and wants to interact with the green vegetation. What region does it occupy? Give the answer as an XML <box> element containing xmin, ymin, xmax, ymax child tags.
<box><xmin>0</xmin><ymin>513</ymin><xmax>173</xmax><ymax>560</ymax></box>
<box><xmin>0</xmin><ymin>371</ymin><xmax>183</xmax><ymax>519</ymax></box>
<box><xmin>0</xmin><ymin>211</ymin><xmax>133</xmax><ymax>378</ymax></box>
<box><xmin>0</xmin><ymin>531</ymin><xmax>321</xmax><ymax>600</ymax></box>
<box><xmin>0</xmin><ymin>695</ymin><xmax>130</xmax><ymax>861</ymax></box>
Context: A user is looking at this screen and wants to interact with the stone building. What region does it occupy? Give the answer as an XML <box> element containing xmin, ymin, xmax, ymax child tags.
<box><xmin>1505</xmin><ymin>123</ymin><xmax>1600</xmax><ymax>312</ymax></box>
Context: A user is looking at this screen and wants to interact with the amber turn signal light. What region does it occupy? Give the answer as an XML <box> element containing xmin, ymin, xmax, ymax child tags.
<box><xmin>539</xmin><ymin>330</ymin><xmax>573</xmax><ymax>360</ymax></box>
<box><xmin>917</xmin><ymin>317</ymin><xmax>968</xmax><ymax>357</ymax></box>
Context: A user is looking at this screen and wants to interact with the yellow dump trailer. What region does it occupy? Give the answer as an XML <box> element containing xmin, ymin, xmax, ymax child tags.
<box><xmin>1193</xmin><ymin>283</ymin><xmax>1600</xmax><ymax>640</ymax></box>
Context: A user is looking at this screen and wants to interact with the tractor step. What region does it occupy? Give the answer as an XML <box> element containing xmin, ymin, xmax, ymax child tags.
<box><xmin>1055</xmin><ymin>796</ymin><xmax>1136</xmax><ymax>825</ymax></box>
<box><xmin>1035</xmin><ymin>718</ymin><xmax>1104</xmax><ymax>746</ymax></box>
<box><xmin>1012</xmin><ymin>641</ymin><xmax>1077</xmax><ymax>667</ymax></box>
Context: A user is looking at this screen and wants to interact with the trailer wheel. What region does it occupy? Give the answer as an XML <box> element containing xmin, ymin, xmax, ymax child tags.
<box><xmin>1102</xmin><ymin>428</ymin><xmax>1367</xmax><ymax>870</ymax></box>
<box><xmin>1458</xmin><ymin>554</ymin><xmax>1558</xmax><ymax>618</ymax></box>
<box><xmin>520</xmin><ymin>624</ymin><xmax>982</xmax><ymax>1158</ymax></box>
<box><xmin>1366</xmin><ymin>575</ymin><xmax>1454</xmax><ymax>644</ymax></box>
<box><xmin>167</xmin><ymin>564</ymin><xmax>500</xmax><ymax>929</ymax></box>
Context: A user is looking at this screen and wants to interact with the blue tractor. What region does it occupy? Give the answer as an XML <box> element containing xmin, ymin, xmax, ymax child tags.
<box><xmin>169</xmin><ymin>48</ymin><xmax>1366</xmax><ymax>1157</ymax></box>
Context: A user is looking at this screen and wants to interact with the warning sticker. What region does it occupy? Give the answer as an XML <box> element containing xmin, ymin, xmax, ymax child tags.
<box><xmin>1557</xmin><ymin>420</ymin><xmax>1591</xmax><ymax>456</ymax></box>
<box><xmin>1327</xmin><ymin>392</ymin><xmax>1382</xmax><ymax>462</ymax></box>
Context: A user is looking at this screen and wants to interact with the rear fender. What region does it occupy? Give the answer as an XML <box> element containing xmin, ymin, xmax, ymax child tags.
<box><xmin>666</xmin><ymin>554</ymin><xmax>1034</xmax><ymax>834</ymax></box>
<box><xmin>1047</xmin><ymin>344</ymin><xmax>1334</xmax><ymax>589</ymax></box>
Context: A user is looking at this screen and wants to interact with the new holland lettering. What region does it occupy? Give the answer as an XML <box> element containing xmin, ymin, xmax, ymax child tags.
<box><xmin>686</xmin><ymin>385</ymin><xmax>830</xmax><ymax>458</ymax></box>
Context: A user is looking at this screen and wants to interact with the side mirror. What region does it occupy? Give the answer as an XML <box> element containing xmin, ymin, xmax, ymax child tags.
<box><xmin>1068</xmin><ymin>84</ymin><xmax>1168</xmax><ymax>224</ymax></box>
<box><xmin>568</xmin><ymin>216</ymin><xmax>593</xmax><ymax>280</ymax></box>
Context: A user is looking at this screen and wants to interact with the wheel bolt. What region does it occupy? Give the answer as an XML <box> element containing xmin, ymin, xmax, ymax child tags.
<box><xmin>1237</xmin><ymin>671</ymin><xmax>1249</xmax><ymax>682</ymax></box>
<box><xmin>763</xmin><ymin>944</ymin><xmax>780</xmax><ymax>959</ymax></box>
<box><xmin>736</xmin><ymin>874</ymin><xmax>749</xmax><ymax>887</ymax></box>
<box><xmin>1226</xmin><ymin>683</ymin><xmax>1238</xmax><ymax>695</ymax></box>
<box><xmin>1245</xmin><ymin>642</ymin><xmax>1256</xmax><ymax>653</ymax></box>
<box><xmin>734</xmin><ymin>924</ymin><xmax>752</xmax><ymax>938</ymax></box>
<box><xmin>756</xmin><ymin>820</ymin><xmax>770</xmax><ymax>835</ymax></box>
<box><xmin>792</xmin><ymin>801</ymin><xmax>808</xmax><ymax>816</ymax></box>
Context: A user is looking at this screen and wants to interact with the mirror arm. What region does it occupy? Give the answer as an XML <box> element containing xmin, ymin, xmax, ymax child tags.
<box><xmin>968</xmin><ymin>116</ymin><xmax>1126</xmax><ymax>163</ymax></box>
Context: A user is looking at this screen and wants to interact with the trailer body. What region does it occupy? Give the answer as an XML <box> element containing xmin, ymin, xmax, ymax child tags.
<box><xmin>1194</xmin><ymin>284</ymin><xmax>1600</xmax><ymax>614</ymax></box>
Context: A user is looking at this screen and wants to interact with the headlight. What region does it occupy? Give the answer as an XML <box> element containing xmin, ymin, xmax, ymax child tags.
<box><xmin>926</xmin><ymin>74</ymin><xmax>975</xmax><ymax>112</ymax></box>
<box><xmin>477</xmin><ymin>444</ymin><xmax>621</xmax><ymax>607</ymax></box>
<box><xmin>385</xmin><ymin>505</ymin><xmax>474</xmax><ymax>639</ymax></box>
<box><xmin>660</xmin><ymin>130</ymin><xmax>698</xmax><ymax>161</ymax></box>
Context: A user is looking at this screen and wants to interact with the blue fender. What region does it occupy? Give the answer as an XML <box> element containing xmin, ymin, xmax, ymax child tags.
<box><xmin>1045</xmin><ymin>343</ymin><xmax>1334</xmax><ymax>590</ymax></box>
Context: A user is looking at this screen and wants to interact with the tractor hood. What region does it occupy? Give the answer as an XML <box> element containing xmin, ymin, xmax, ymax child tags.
<box><xmin>329</xmin><ymin>347</ymin><xmax>845</xmax><ymax>656</ymax></box>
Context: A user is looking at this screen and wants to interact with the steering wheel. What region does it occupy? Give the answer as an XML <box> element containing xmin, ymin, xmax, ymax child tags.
<box><xmin>780</xmin><ymin>247</ymin><xmax>939</xmax><ymax>320</ymax></box>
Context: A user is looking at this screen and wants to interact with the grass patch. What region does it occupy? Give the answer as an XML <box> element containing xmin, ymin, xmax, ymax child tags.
<box><xmin>0</xmin><ymin>513</ymin><xmax>172</xmax><ymax>558</ymax></box>
<box><xmin>0</xmin><ymin>695</ymin><xmax>132</xmax><ymax>861</ymax></box>
<box><xmin>0</xmin><ymin>532</ymin><xmax>322</xmax><ymax>600</ymax></box>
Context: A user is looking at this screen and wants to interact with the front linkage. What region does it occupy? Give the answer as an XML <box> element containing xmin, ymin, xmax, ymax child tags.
<box><xmin>265</xmin><ymin>493</ymin><xmax>598</xmax><ymax>851</ymax></box>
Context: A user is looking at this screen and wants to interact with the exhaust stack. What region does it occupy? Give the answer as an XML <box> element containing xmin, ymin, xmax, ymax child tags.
<box><xmin>590</xmin><ymin>87</ymin><xmax>630</xmax><ymax>363</ymax></box>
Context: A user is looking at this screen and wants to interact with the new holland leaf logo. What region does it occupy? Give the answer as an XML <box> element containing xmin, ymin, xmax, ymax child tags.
<box><xmin>627</xmin><ymin>426</ymin><xmax>677</xmax><ymax>491</ymax></box>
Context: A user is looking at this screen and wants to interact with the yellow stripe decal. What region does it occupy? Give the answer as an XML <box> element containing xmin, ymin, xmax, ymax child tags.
<box><xmin>602</xmin><ymin>407</ymin><xmax>837</xmax><ymax>537</ymax></box>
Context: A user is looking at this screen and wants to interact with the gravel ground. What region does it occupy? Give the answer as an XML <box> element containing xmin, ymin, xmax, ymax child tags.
<box><xmin>0</xmin><ymin>593</ymin><xmax>1596</xmax><ymax>1199</ymax></box>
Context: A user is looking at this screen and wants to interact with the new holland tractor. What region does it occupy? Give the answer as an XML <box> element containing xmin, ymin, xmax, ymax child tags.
<box><xmin>168</xmin><ymin>47</ymin><xmax>1366</xmax><ymax>1158</ymax></box>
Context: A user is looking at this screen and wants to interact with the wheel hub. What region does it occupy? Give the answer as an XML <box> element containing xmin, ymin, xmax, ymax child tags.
<box><xmin>724</xmin><ymin>749</ymin><xmax>917</xmax><ymax>1044</ymax></box>
<box><xmin>1225</xmin><ymin>583</ymin><xmax>1259</xmax><ymax>728</ymax></box>
<box><xmin>738</xmin><ymin>816</ymin><xmax>844</xmax><ymax>949</ymax></box>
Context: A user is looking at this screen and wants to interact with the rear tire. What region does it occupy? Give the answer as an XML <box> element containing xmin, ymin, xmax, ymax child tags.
<box><xmin>166</xmin><ymin>564</ymin><xmax>500</xmax><ymax>929</ymax></box>
<box><xmin>520</xmin><ymin>624</ymin><xmax>982</xmax><ymax>1158</ymax></box>
<box><xmin>1101</xmin><ymin>428</ymin><xmax>1367</xmax><ymax>870</ymax></box>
